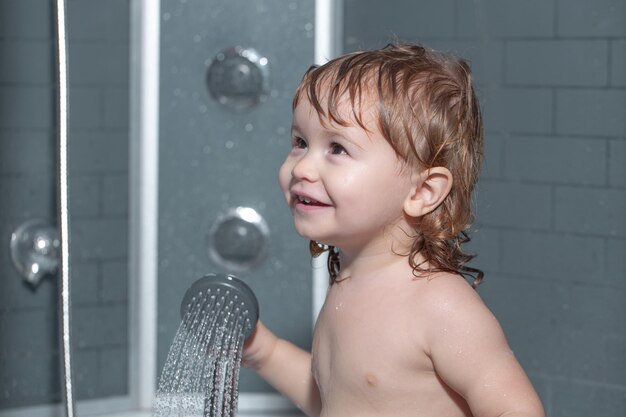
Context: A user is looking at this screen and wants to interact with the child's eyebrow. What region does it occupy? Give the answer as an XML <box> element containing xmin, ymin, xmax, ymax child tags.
<box><xmin>290</xmin><ymin>121</ymin><xmax>365</xmax><ymax>150</ymax></box>
<box><xmin>290</xmin><ymin>123</ymin><xmax>302</xmax><ymax>134</ymax></box>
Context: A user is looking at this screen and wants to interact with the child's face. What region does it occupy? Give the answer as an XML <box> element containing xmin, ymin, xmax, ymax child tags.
<box><xmin>279</xmin><ymin>96</ymin><xmax>415</xmax><ymax>252</ymax></box>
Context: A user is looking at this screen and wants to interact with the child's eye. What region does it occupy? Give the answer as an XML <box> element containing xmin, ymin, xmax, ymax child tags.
<box><xmin>329</xmin><ymin>142</ymin><xmax>348</xmax><ymax>155</ymax></box>
<box><xmin>292</xmin><ymin>136</ymin><xmax>307</xmax><ymax>149</ymax></box>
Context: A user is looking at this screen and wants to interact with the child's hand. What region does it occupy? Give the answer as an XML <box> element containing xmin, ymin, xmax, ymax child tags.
<box><xmin>241</xmin><ymin>320</ymin><xmax>279</xmax><ymax>371</ymax></box>
<box><xmin>240</xmin><ymin>320</ymin><xmax>320</xmax><ymax>416</ymax></box>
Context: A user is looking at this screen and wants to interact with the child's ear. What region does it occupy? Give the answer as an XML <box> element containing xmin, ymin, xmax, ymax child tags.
<box><xmin>403</xmin><ymin>167</ymin><xmax>453</xmax><ymax>217</ymax></box>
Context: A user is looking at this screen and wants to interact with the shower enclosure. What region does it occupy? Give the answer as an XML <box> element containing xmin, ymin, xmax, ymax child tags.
<box><xmin>0</xmin><ymin>0</ymin><xmax>331</xmax><ymax>415</ymax></box>
<box><xmin>1</xmin><ymin>1</ymin><xmax>624</xmax><ymax>417</ymax></box>
<box><xmin>1</xmin><ymin>0</ymin><xmax>151</xmax><ymax>415</ymax></box>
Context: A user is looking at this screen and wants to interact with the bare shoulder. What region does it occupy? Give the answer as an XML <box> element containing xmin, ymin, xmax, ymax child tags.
<box><xmin>409</xmin><ymin>273</ymin><xmax>545</xmax><ymax>416</ymax></box>
<box><xmin>415</xmin><ymin>272</ymin><xmax>488</xmax><ymax>314</ymax></box>
<box><xmin>411</xmin><ymin>272</ymin><xmax>504</xmax><ymax>349</ymax></box>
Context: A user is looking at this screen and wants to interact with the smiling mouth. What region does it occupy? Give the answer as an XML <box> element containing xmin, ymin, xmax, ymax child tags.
<box><xmin>295</xmin><ymin>195</ymin><xmax>330</xmax><ymax>207</ymax></box>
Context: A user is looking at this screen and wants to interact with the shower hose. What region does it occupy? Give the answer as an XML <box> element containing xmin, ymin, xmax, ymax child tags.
<box><xmin>54</xmin><ymin>0</ymin><xmax>76</xmax><ymax>416</ymax></box>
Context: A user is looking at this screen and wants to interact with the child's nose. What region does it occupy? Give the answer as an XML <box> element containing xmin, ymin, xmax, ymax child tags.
<box><xmin>291</xmin><ymin>152</ymin><xmax>319</xmax><ymax>182</ymax></box>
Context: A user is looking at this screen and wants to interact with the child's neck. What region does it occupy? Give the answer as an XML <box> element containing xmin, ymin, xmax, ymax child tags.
<box><xmin>336</xmin><ymin>237</ymin><xmax>413</xmax><ymax>282</ymax></box>
<box><xmin>331</xmin><ymin>219</ymin><xmax>418</xmax><ymax>281</ymax></box>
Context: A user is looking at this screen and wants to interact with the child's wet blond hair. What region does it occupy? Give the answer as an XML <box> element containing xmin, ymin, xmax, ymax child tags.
<box><xmin>295</xmin><ymin>43</ymin><xmax>484</xmax><ymax>287</ymax></box>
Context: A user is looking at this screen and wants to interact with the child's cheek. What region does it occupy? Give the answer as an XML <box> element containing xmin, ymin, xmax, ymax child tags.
<box><xmin>278</xmin><ymin>160</ymin><xmax>292</xmax><ymax>203</ymax></box>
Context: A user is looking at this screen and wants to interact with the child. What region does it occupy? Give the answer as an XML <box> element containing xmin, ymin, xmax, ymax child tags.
<box><xmin>243</xmin><ymin>43</ymin><xmax>545</xmax><ymax>417</ymax></box>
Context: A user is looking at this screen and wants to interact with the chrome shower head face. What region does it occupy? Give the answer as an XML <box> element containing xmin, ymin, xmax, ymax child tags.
<box><xmin>180</xmin><ymin>273</ymin><xmax>259</xmax><ymax>340</ymax></box>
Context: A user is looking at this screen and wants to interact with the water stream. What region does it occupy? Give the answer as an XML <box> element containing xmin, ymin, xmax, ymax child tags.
<box><xmin>153</xmin><ymin>286</ymin><xmax>253</xmax><ymax>417</ymax></box>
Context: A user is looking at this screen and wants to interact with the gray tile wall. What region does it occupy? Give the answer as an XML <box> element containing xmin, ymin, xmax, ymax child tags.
<box><xmin>345</xmin><ymin>0</ymin><xmax>626</xmax><ymax>415</ymax></box>
<box><xmin>0</xmin><ymin>0</ymin><xmax>130</xmax><ymax>408</ymax></box>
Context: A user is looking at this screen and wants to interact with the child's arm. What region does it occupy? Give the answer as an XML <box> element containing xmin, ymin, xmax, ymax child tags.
<box><xmin>242</xmin><ymin>321</ymin><xmax>321</xmax><ymax>417</ymax></box>
<box><xmin>422</xmin><ymin>276</ymin><xmax>545</xmax><ymax>417</ymax></box>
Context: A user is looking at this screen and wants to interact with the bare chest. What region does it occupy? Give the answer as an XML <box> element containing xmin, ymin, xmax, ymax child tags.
<box><xmin>309</xmin><ymin>277</ymin><xmax>473</xmax><ymax>417</ymax></box>
<box><xmin>311</xmin><ymin>282</ymin><xmax>428</xmax><ymax>395</ymax></box>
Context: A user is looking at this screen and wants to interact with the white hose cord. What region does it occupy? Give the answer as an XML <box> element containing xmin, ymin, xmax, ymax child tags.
<box><xmin>54</xmin><ymin>0</ymin><xmax>76</xmax><ymax>416</ymax></box>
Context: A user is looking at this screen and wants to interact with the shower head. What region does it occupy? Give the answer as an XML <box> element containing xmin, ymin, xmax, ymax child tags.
<box><xmin>180</xmin><ymin>273</ymin><xmax>259</xmax><ymax>340</ymax></box>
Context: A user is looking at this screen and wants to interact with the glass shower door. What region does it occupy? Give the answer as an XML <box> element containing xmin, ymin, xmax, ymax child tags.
<box><xmin>0</xmin><ymin>0</ymin><xmax>134</xmax><ymax>414</ymax></box>
<box><xmin>156</xmin><ymin>1</ymin><xmax>316</xmax><ymax>410</ymax></box>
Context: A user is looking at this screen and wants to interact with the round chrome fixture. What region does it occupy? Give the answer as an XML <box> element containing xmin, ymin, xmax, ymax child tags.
<box><xmin>206</xmin><ymin>46</ymin><xmax>270</xmax><ymax>111</ymax></box>
<box><xmin>10</xmin><ymin>219</ymin><xmax>60</xmax><ymax>286</ymax></box>
<box><xmin>206</xmin><ymin>207</ymin><xmax>269</xmax><ymax>271</ymax></box>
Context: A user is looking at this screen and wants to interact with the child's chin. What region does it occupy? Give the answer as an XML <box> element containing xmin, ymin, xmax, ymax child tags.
<box><xmin>293</xmin><ymin>223</ymin><xmax>337</xmax><ymax>246</ymax></box>
<box><xmin>296</xmin><ymin>230</ymin><xmax>330</xmax><ymax>246</ymax></box>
